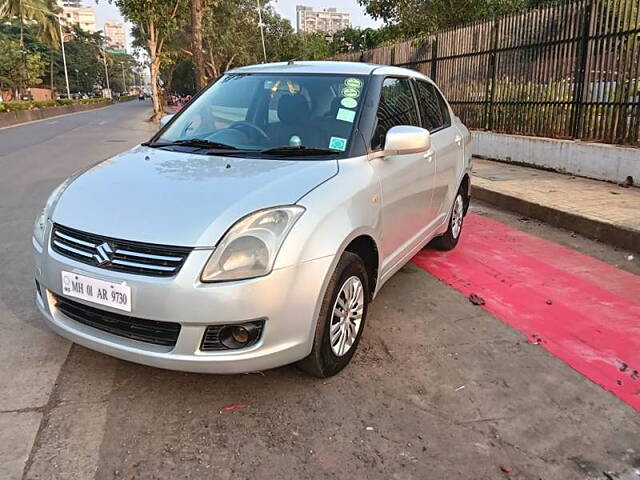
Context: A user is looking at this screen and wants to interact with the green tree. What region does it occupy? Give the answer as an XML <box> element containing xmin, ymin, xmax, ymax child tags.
<box><xmin>105</xmin><ymin>50</ymin><xmax>139</xmax><ymax>93</ymax></box>
<box><xmin>112</xmin><ymin>0</ymin><xmax>186</xmax><ymax>120</ymax></box>
<box><xmin>357</xmin><ymin>0</ymin><xmax>553</xmax><ymax>37</ymax></box>
<box><xmin>332</xmin><ymin>26</ymin><xmax>393</xmax><ymax>53</ymax></box>
<box><xmin>56</xmin><ymin>27</ymin><xmax>103</xmax><ymax>93</ymax></box>
<box><xmin>177</xmin><ymin>1</ymin><xmax>294</xmax><ymax>82</ymax></box>
<box><xmin>0</xmin><ymin>37</ymin><xmax>45</xmax><ymax>95</ymax></box>
<box><xmin>0</xmin><ymin>0</ymin><xmax>59</xmax><ymax>94</ymax></box>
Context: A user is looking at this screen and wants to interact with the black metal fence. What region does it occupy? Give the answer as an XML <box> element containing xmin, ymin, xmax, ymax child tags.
<box><xmin>334</xmin><ymin>0</ymin><xmax>640</xmax><ymax>145</ymax></box>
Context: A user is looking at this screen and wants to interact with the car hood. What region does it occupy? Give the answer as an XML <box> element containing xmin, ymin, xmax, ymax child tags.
<box><xmin>52</xmin><ymin>146</ymin><xmax>338</xmax><ymax>247</ymax></box>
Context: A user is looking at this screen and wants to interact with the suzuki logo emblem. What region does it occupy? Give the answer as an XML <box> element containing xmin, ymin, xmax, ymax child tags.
<box><xmin>94</xmin><ymin>242</ymin><xmax>114</xmax><ymax>266</ymax></box>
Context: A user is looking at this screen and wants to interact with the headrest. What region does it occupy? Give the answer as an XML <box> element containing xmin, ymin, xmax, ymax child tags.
<box><xmin>277</xmin><ymin>94</ymin><xmax>310</xmax><ymax>125</ymax></box>
<box><xmin>327</xmin><ymin>96</ymin><xmax>341</xmax><ymax>116</ymax></box>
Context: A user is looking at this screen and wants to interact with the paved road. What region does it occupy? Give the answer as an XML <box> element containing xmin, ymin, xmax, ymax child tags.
<box><xmin>1</xmin><ymin>102</ymin><xmax>639</xmax><ymax>480</ymax></box>
<box><xmin>0</xmin><ymin>100</ymin><xmax>156</xmax><ymax>479</ymax></box>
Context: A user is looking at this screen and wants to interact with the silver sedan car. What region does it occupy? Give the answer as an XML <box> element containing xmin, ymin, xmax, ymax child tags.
<box><xmin>33</xmin><ymin>61</ymin><xmax>471</xmax><ymax>377</ymax></box>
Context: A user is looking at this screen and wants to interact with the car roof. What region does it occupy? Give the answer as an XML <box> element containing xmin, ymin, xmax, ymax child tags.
<box><xmin>228</xmin><ymin>61</ymin><xmax>431</xmax><ymax>80</ymax></box>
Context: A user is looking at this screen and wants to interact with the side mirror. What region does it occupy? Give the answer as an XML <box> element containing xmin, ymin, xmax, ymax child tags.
<box><xmin>159</xmin><ymin>114</ymin><xmax>174</xmax><ymax>128</ymax></box>
<box><xmin>383</xmin><ymin>125</ymin><xmax>431</xmax><ymax>155</ymax></box>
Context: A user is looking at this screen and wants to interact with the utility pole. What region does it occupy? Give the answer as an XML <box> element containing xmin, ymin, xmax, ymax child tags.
<box><xmin>29</xmin><ymin>6</ymin><xmax>70</xmax><ymax>99</ymax></box>
<box><xmin>19</xmin><ymin>0</ymin><xmax>26</xmax><ymax>98</ymax></box>
<box><xmin>57</xmin><ymin>15</ymin><xmax>71</xmax><ymax>99</ymax></box>
<box><xmin>102</xmin><ymin>48</ymin><xmax>110</xmax><ymax>92</ymax></box>
<box><xmin>257</xmin><ymin>0</ymin><xmax>267</xmax><ymax>63</ymax></box>
<box><xmin>121</xmin><ymin>63</ymin><xmax>127</xmax><ymax>94</ymax></box>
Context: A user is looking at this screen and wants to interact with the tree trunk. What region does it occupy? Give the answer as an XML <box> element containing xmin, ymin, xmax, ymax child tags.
<box><xmin>19</xmin><ymin>6</ymin><xmax>25</xmax><ymax>98</ymax></box>
<box><xmin>50</xmin><ymin>47</ymin><xmax>55</xmax><ymax>99</ymax></box>
<box><xmin>147</xmin><ymin>26</ymin><xmax>164</xmax><ymax>122</ymax></box>
<box><xmin>164</xmin><ymin>66</ymin><xmax>175</xmax><ymax>98</ymax></box>
<box><xmin>149</xmin><ymin>58</ymin><xmax>163</xmax><ymax>121</ymax></box>
<box><xmin>190</xmin><ymin>0</ymin><xmax>207</xmax><ymax>90</ymax></box>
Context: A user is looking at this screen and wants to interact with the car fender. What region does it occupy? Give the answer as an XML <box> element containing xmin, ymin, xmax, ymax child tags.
<box><xmin>274</xmin><ymin>155</ymin><xmax>382</xmax><ymax>274</ymax></box>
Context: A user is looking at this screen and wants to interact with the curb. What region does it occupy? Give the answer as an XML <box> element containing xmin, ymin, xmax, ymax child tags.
<box><xmin>472</xmin><ymin>184</ymin><xmax>639</xmax><ymax>253</ymax></box>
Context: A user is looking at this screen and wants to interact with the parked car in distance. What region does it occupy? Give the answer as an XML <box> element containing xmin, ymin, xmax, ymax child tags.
<box><xmin>33</xmin><ymin>61</ymin><xmax>472</xmax><ymax>377</ymax></box>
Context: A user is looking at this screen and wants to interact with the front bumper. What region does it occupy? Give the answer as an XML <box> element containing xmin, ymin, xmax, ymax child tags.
<box><xmin>34</xmin><ymin>235</ymin><xmax>334</xmax><ymax>374</ymax></box>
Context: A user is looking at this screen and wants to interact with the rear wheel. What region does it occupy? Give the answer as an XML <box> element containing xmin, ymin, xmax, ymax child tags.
<box><xmin>431</xmin><ymin>188</ymin><xmax>465</xmax><ymax>251</ymax></box>
<box><xmin>297</xmin><ymin>252</ymin><xmax>369</xmax><ymax>377</ymax></box>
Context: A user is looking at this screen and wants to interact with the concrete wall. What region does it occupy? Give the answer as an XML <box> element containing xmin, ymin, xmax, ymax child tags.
<box><xmin>472</xmin><ymin>131</ymin><xmax>639</xmax><ymax>185</ymax></box>
<box><xmin>0</xmin><ymin>102</ymin><xmax>110</xmax><ymax>129</ymax></box>
<box><xmin>28</xmin><ymin>88</ymin><xmax>54</xmax><ymax>101</ymax></box>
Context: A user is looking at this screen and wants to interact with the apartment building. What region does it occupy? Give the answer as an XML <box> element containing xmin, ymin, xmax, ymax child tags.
<box><xmin>57</xmin><ymin>1</ymin><xmax>97</xmax><ymax>33</ymax></box>
<box><xmin>296</xmin><ymin>5</ymin><xmax>351</xmax><ymax>34</ymax></box>
<box><xmin>104</xmin><ymin>20</ymin><xmax>127</xmax><ymax>51</ymax></box>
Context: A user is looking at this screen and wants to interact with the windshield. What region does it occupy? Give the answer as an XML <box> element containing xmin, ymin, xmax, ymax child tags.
<box><xmin>156</xmin><ymin>73</ymin><xmax>368</xmax><ymax>155</ymax></box>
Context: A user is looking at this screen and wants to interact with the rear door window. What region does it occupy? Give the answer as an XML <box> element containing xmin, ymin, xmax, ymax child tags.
<box><xmin>415</xmin><ymin>80</ymin><xmax>451</xmax><ymax>132</ymax></box>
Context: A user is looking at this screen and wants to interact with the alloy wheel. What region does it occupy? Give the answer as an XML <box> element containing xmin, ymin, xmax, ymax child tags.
<box><xmin>451</xmin><ymin>194</ymin><xmax>464</xmax><ymax>239</ymax></box>
<box><xmin>329</xmin><ymin>276</ymin><xmax>364</xmax><ymax>357</ymax></box>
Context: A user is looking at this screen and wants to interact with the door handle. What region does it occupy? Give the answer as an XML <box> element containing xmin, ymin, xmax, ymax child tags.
<box><xmin>424</xmin><ymin>151</ymin><xmax>434</xmax><ymax>163</ymax></box>
<box><xmin>455</xmin><ymin>135</ymin><xmax>463</xmax><ymax>146</ymax></box>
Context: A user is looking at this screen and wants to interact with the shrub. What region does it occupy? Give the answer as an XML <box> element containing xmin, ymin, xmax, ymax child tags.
<box><xmin>0</xmin><ymin>97</ymin><xmax>111</xmax><ymax>113</ymax></box>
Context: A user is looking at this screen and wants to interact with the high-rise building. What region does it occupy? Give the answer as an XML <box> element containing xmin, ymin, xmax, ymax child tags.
<box><xmin>57</xmin><ymin>0</ymin><xmax>97</xmax><ymax>33</ymax></box>
<box><xmin>103</xmin><ymin>20</ymin><xmax>127</xmax><ymax>51</ymax></box>
<box><xmin>296</xmin><ymin>5</ymin><xmax>350</xmax><ymax>34</ymax></box>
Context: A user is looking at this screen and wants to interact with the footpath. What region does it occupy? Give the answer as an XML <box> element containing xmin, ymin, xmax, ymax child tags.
<box><xmin>472</xmin><ymin>158</ymin><xmax>640</xmax><ymax>252</ymax></box>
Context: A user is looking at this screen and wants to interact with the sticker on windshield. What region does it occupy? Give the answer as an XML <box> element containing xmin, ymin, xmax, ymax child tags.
<box><xmin>340</xmin><ymin>97</ymin><xmax>358</xmax><ymax>109</ymax></box>
<box><xmin>336</xmin><ymin>108</ymin><xmax>356</xmax><ymax>123</ymax></box>
<box><xmin>329</xmin><ymin>136</ymin><xmax>348</xmax><ymax>151</ymax></box>
<box><xmin>341</xmin><ymin>87</ymin><xmax>360</xmax><ymax>98</ymax></box>
<box><xmin>344</xmin><ymin>77</ymin><xmax>363</xmax><ymax>89</ymax></box>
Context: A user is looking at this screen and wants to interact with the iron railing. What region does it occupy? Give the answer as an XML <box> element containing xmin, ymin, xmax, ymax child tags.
<box><xmin>334</xmin><ymin>0</ymin><xmax>640</xmax><ymax>145</ymax></box>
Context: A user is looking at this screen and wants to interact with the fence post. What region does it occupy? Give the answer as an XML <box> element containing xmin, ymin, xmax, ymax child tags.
<box><xmin>431</xmin><ymin>36</ymin><xmax>438</xmax><ymax>81</ymax></box>
<box><xmin>485</xmin><ymin>18</ymin><xmax>499</xmax><ymax>131</ymax></box>
<box><xmin>570</xmin><ymin>0</ymin><xmax>593</xmax><ymax>139</ymax></box>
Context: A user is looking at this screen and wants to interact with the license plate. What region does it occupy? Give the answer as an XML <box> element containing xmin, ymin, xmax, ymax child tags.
<box><xmin>61</xmin><ymin>271</ymin><xmax>131</xmax><ymax>312</ymax></box>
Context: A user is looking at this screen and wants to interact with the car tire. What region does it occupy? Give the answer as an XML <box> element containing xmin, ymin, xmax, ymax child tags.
<box><xmin>297</xmin><ymin>252</ymin><xmax>369</xmax><ymax>378</ymax></box>
<box><xmin>430</xmin><ymin>187</ymin><xmax>465</xmax><ymax>251</ymax></box>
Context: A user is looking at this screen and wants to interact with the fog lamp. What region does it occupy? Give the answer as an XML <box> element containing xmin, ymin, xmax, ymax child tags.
<box><xmin>219</xmin><ymin>322</ymin><xmax>262</xmax><ymax>349</ymax></box>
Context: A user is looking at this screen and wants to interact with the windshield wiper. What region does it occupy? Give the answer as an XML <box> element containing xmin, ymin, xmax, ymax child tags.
<box><xmin>147</xmin><ymin>138</ymin><xmax>242</xmax><ymax>150</ymax></box>
<box><xmin>260</xmin><ymin>145</ymin><xmax>341</xmax><ymax>156</ymax></box>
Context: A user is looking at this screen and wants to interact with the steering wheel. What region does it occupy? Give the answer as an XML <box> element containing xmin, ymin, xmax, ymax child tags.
<box><xmin>229</xmin><ymin>121</ymin><xmax>270</xmax><ymax>143</ymax></box>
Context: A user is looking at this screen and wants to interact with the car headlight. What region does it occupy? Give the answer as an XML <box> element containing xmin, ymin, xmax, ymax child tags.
<box><xmin>201</xmin><ymin>206</ymin><xmax>305</xmax><ymax>282</ymax></box>
<box><xmin>33</xmin><ymin>207</ymin><xmax>47</xmax><ymax>246</ymax></box>
<box><xmin>33</xmin><ymin>179</ymin><xmax>72</xmax><ymax>246</ymax></box>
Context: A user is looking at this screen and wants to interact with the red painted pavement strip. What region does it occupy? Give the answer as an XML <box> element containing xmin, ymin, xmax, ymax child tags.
<box><xmin>412</xmin><ymin>213</ymin><xmax>640</xmax><ymax>411</ymax></box>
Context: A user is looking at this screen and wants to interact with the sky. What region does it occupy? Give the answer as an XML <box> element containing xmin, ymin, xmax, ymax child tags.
<box><xmin>91</xmin><ymin>0</ymin><xmax>382</xmax><ymax>52</ymax></box>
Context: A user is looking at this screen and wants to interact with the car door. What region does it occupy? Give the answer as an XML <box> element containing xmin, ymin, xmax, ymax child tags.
<box><xmin>370</xmin><ymin>77</ymin><xmax>436</xmax><ymax>260</ymax></box>
<box><xmin>414</xmin><ymin>80</ymin><xmax>463</xmax><ymax>222</ymax></box>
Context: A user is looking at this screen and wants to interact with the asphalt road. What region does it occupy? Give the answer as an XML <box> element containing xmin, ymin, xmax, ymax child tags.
<box><xmin>0</xmin><ymin>100</ymin><xmax>157</xmax><ymax>480</ymax></box>
<box><xmin>1</xmin><ymin>101</ymin><xmax>639</xmax><ymax>480</ymax></box>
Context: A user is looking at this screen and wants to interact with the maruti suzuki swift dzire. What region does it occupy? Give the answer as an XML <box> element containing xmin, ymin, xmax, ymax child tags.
<box><xmin>33</xmin><ymin>61</ymin><xmax>471</xmax><ymax>377</ymax></box>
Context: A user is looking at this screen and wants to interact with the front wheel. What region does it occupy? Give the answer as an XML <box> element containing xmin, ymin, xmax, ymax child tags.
<box><xmin>297</xmin><ymin>252</ymin><xmax>369</xmax><ymax>377</ymax></box>
<box><xmin>430</xmin><ymin>188</ymin><xmax>465</xmax><ymax>251</ymax></box>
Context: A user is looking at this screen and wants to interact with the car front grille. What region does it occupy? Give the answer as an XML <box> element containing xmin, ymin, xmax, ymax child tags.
<box><xmin>53</xmin><ymin>293</ymin><xmax>181</xmax><ymax>347</ymax></box>
<box><xmin>51</xmin><ymin>224</ymin><xmax>192</xmax><ymax>277</ymax></box>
